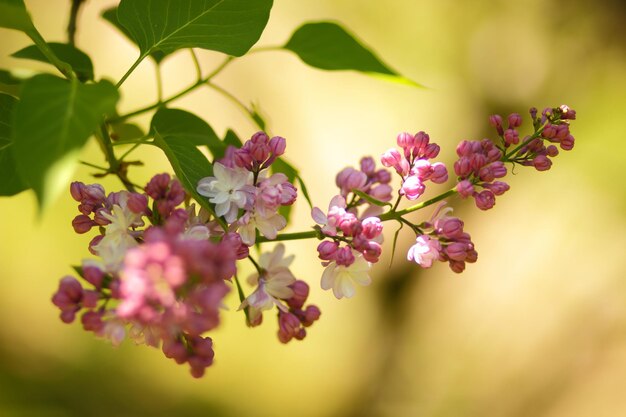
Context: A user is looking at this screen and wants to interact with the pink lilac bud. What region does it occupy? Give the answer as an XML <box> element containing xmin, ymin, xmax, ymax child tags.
<box><xmin>361</xmin><ymin>241</ymin><xmax>382</xmax><ymax>263</ymax></box>
<box><xmin>429</xmin><ymin>162</ymin><xmax>448</xmax><ymax>183</ymax></box>
<box><xmin>72</xmin><ymin>214</ymin><xmax>95</xmax><ymax>234</ymax></box>
<box><xmin>375</xmin><ymin>169</ymin><xmax>392</xmax><ymax>184</ymax></box>
<box><xmin>222</xmin><ymin>232</ymin><xmax>249</xmax><ymax>260</ymax></box>
<box><xmin>529</xmin><ymin>107</ymin><xmax>538</xmax><ymax>120</ymax></box>
<box><xmin>70</xmin><ymin>182</ymin><xmax>84</xmax><ymax>201</ymax></box>
<box><xmin>546</xmin><ymin>145</ymin><xmax>559</xmax><ymax>157</ymax></box>
<box><xmin>454</xmin><ymin>157</ymin><xmax>473</xmax><ymax>178</ymax></box>
<box><xmin>413</xmin><ymin>131</ymin><xmax>430</xmax><ymax>153</ymax></box>
<box><xmin>456</xmin><ymin>140</ymin><xmax>473</xmax><ymax>157</ymax></box>
<box><xmin>456</xmin><ymin>180</ymin><xmax>474</xmax><ymax>198</ymax></box>
<box><xmin>532</xmin><ymin>155</ymin><xmax>552</xmax><ymax>171</ymax></box>
<box><xmin>381</xmin><ymin>148</ymin><xmax>410</xmax><ymax>176</ymax></box>
<box><xmin>335</xmin><ymin>247</ymin><xmax>355</xmax><ymax>267</ymax></box>
<box><xmin>81</xmin><ymin>310</ymin><xmax>104</xmax><ymax>334</ymax></box>
<box><xmin>287</xmin><ymin>280</ymin><xmax>310</xmax><ymax>310</ymax></box>
<box><xmin>483</xmin><ymin>181</ymin><xmax>510</xmax><ymax>196</ymax></box>
<box><xmin>234</xmin><ymin>149</ymin><xmax>253</xmax><ymax>170</ymax></box>
<box><xmin>474</xmin><ymin>190</ymin><xmax>496</xmax><ymax>210</ymax></box>
<box><xmin>336</xmin><ymin>167</ymin><xmax>367</xmax><ymax>196</ymax></box>
<box><xmin>360</xmin><ymin>156</ymin><xmax>376</xmax><ymax>175</ymax></box>
<box><xmin>396</xmin><ymin>132</ymin><xmax>413</xmax><ymax>151</ymax></box>
<box><xmin>317</xmin><ymin>241</ymin><xmax>339</xmax><ymax>261</ymax></box>
<box><xmin>249</xmin><ymin>132</ymin><xmax>271</xmax><ymax>163</ymax></box>
<box><xmin>489</xmin><ymin>114</ymin><xmax>504</xmax><ymax>135</ymax></box>
<box><xmin>560</xmin><ymin>135</ymin><xmax>575</xmax><ymax>150</ymax></box>
<box><xmin>162</xmin><ymin>338</ymin><xmax>188</xmax><ymax>364</ymax></box>
<box><xmin>369</xmin><ymin>184</ymin><xmax>393</xmax><ymax>202</ymax></box>
<box><xmin>278</xmin><ymin>311</ymin><xmax>302</xmax><ymax>343</ymax></box>
<box><xmin>187</xmin><ymin>336</ymin><xmax>215</xmax><ymax>378</ymax></box>
<box><xmin>268</xmin><ymin>136</ymin><xmax>286</xmax><ymax>157</ymax></box>
<box><xmin>361</xmin><ymin>217</ymin><xmax>383</xmax><ymax>239</ymax></box>
<box><xmin>445</xmin><ymin>242</ymin><xmax>469</xmax><ymax>261</ymax></box>
<box><xmin>303</xmin><ymin>305</ymin><xmax>321</xmax><ymax>326</ymax></box>
<box><xmin>52</xmin><ymin>276</ymin><xmax>84</xmax><ymax>323</ymax></box>
<box><xmin>503</xmin><ymin>129</ymin><xmax>519</xmax><ymax>146</ymax></box>
<box><xmin>127</xmin><ymin>193</ymin><xmax>148</xmax><ymax>214</ymax></box>
<box><xmin>83</xmin><ymin>265</ymin><xmax>105</xmax><ymax>289</ymax></box>
<box><xmin>145</xmin><ymin>173</ymin><xmax>171</xmax><ymax>200</ymax></box>
<box><xmin>436</xmin><ymin>217</ymin><xmax>464</xmax><ymax>239</ymax></box>
<box><xmin>88</xmin><ymin>235</ymin><xmax>103</xmax><ymax>255</ymax></box>
<box><xmin>449</xmin><ymin>260</ymin><xmax>466</xmax><ymax>273</ymax></box>
<box><xmin>508</xmin><ymin>113</ymin><xmax>522</xmax><ymax>128</ymax></box>
<box><xmin>400</xmin><ymin>176</ymin><xmax>425</xmax><ymax>200</ymax></box>
<box><xmin>423</xmin><ymin>143</ymin><xmax>440</xmax><ymax>159</ymax></box>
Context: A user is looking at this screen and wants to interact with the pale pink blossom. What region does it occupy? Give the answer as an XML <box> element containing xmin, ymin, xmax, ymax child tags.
<box><xmin>407</xmin><ymin>235</ymin><xmax>442</xmax><ymax>268</ymax></box>
<box><xmin>320</xmin><ymin>253</ymin><xmax>371</xmax><ymax>299</ymax></box>
<box><xmin>197</xmin><ymin>163</ymin><xmax>251</xmax><ymax>223</ymax></box>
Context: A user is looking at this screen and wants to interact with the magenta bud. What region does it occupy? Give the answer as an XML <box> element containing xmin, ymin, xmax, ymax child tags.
<box><xmin>449</xmin><ymin>260</ymin><xmax>466</xmax><ymax>273</ymax></box>
<box><xmin>507</xmin><ymin>113</ymin><xmax>522</xmax><ymax>128</ymax></box>
<box><xmin>374</xmin><ymin>169</ymin><xmax>392</xmax><ymax>184</ymax></box>
<box><xmin>456</xmin><ymin>140</ymin><xmax>472</xmax><ymax>157</ymax></box>
<box><xmin>454</xmin><ymin>157</ymin><xmax>473</xmax><ymax>178</ymax></box>
<box><xmin>145</xmin><ymin>173</ymin><xmax>170</xmax><ymax>199</ymax></box>
<box><xmin>361</xmin><ymin>217</ymin><xmax>383</xmax><ymax>239</ymax></box>
<box><xmin>335</xmin><ymin>247</ymin><xmax>355</xmax><ymax>266</ymax></box>
<box><xmin>72</xmin><ymin>214</ymin><xmax>95</xmax><ymax>234</ymax></box>
<box><xmin>234</xmin><ymin>149</ymin><xmax>253</xmax><ymax>169</ymax></box>
<box><xmin>559</xmin><ymin>105</ymin><xmax>576</xmax><ymax>120</ymax></box>
<box><xmin>400</xmin><ymin>176</ymin><xmax>425</xmax><ymax>200</ymax></box>
<box><xmin>529</xmin><ymin>107</ymin><xmax>538</xmax><ymax>120</ymax></box>
<box><xmin>430</xmin><ymin>162</ymin><xmax>448</xmax><ymax>184</ymax></box>
<box><xmin>484</xmin><ymin>181</ymin><xmax>510</xmax><ymax>196</ymax></box>
<box><xmin>369</xmin><ymin>184</ymin><xmax>393</xmax><ymax>202</ymax></box>
<box><xmin>303</xmin><ymin>305</ymin><xmax>321</xmax><ymax>326</ymax></box>
<box><xmin>437</xmin><ymin>217</ymin><xmax>464</xmax><ymax>239</ymax></box>
<box><xmin>93</xmin><ymin>208</ymin><xmax>112</xmax><ymax>226</ymax></box>
<box><xmin>127</xmin><ymin>193</ymin><xmax>148</xmax><ymax>214</ymax></box>
<box><xmin>446</xmin><ymin>242</ymin><xmax>469</xmax><ymax>261</ymax></box>
<box><xmin>546</xmin><ymin>145</ymin><xmax>559</xmax><ymax>157</ymax></box>
<box><xmin>396</xmin><ymin>132</ymin><xmax>413</xmax><ymax>149</ymax></box>
<box><xmin>70</xmin><ymin>182</ymin><xmax>85</xmax><ymax>201</ymax></box>
<box><xmin>456</xmin><ymin>180</ymin><xmax>474</xmax><ymax>198</ymax></box>
<box><xmin>489</xmin><ymin>114</ymin><xmax>504</xmax><ymax>135</ymax></box>
<box><xmin>317</xmin><ymin>241</ymin><xmax>339</xmax><ymax>261</ymax></box>
<box><xmin>423</xmin><ymin>143</ymin><xmax>440</xmax><ymax>159</ymax></box>
<box><xmin>287</xmin><ymin>280</ymin><xmax>310</xmax><ymax>309</ymax></box>
<box><xmin>83</xmin><ymin>265</ymin><xmax>105</xmax><ymax>289</ymax></box>
<box><xmin>474</xmin><ymin>190</ymin><xmax>496</xmax><ymax>210</ymax></box>
<box><xmin>532</xmin><ymin>155</ymin><xmax>552</xmax><ymax>171</ymax></box>
<box><xmin>360</xmin><ymin>156</ymin><xmax>376</xmax><ymax>175</ymax></box>
<box><xmin>362</xmin><ymin>241</ymin><xmax>382</xmax><ymax>263</ymax></box>
<box><xmin>269</xmin><ymin>136</ymin><xmax>286</xmax><ymax>156</ymax></box>
<box><xmin>560</xmin><ymin>134</ymin><xmax>574</xmax><ymax>151</ymax></box>
<box><xmin>81</xmin><ymin>310</ymin><xmax>104</xmax><ymax>333</ymax></box>
<box><xmin>503</xmin><ymin>129</ymin><xmax>520</xmax><ymax>146</ymax></box>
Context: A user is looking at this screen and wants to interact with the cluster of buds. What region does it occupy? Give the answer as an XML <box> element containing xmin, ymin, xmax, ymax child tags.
<box><xmin>335</xmin><ymin>156</ymin><xmax>393</xmax><ymax>215</ymax></box>
<box><xmin>277</xmin><ymin>280</ymin><xmax>321</xmax><ymax>343</ymax></box>
<box><xmin>381</xmin><ymin>131</ymin><xmax>448</xmax><ymax>200</ymax></box>
<box><xmin>454</xmin><ymin>139</ymin><xmax>509</xmax><ymax>210</ymax></box>
<box><xmin>407</xmin><ymin>204</ymin><xmax>478</xmax><ymax>273</ymax></box>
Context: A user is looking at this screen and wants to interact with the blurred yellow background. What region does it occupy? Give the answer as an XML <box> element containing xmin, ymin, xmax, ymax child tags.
<box><xmin>1</xmin><ymin>0</ymin><xmax>626</xmax><ymax>416</ymax></box>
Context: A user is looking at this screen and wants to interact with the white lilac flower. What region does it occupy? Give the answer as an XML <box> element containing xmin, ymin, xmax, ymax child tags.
<box><xmin>239</xmin><ymin>244</ymin><xmax>296</xmax><ymax>321</ymax></box>
<box><xmin>320</xmin><ymin>252</ymin><xmax>371</xmax><ymax>299</ymax></box>
<box><xmin>237</xmin><ymin>211</ymin><xmax>287</xmax><ymax>246</ymax></box>
<box><xmin>93</xmin><ymin>201</ymin><xmax>140</xmax><ymax>272</ymax></box>
<box><xmin>197</xmin><ymin>163</ymin><xmax>251</xmax><ymax>223</ymax></box>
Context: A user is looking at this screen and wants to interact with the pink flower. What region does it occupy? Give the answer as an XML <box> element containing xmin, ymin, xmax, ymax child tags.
<box><xmin>407</xmin><ymin>235</ymin><xmax>441</xmax><ymax>268</ymax></box>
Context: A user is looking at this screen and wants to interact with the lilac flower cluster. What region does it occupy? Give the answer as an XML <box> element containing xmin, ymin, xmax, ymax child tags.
<box><xmin>381</xmin><ymin>131</ymin><xmax>448</xmax><ymax>200</ymax></box>
<box><xmin>53</xmin><ymin>105</ymin><xmax>576</xmax><ymax>375</ymax></box>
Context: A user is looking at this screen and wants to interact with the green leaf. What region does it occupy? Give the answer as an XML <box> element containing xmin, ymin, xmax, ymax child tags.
<box><xmin>250</xmin><ymin>102</ymin><xmax>267</xmax><ymax>131</ymax></box>
<box><xmin>0</xmin><ymin>93</ymin><xmax>28</xmax><ymax>196</ymax></box>
<box><xmin>150</xmin><ymin>108</ymin><xmax>224</xmax><ymax>157</ymax></box>
<box><xmin>0</xmin><ymin>0</ymin><xmax>34</xmax><ymax>32</ymax></box>
<box><xmin>152</xmin><ymin>131</ymin><xmax>219</xmax><ymax>219</ymax></box>
<box><xmin>296</xmin><ymin>174</ymin><xmax>313</xmax><ymax>209</ymax></box>
<box><xmin>12</xmin><ymin>74</ymin><xmax>119</xmax><ymax>211</ymax></box>
<box><xmin>102</xmin><ymin>7</ymin><xmax>167</xmax><ymax>63</ymax></box>
<box><xmin>109</xmin><ymin>122</ymin><xmax>145</xmax><ymax>142</ymax></box>
<box><xmin>117</xmin><ymin>0</ymin><xmax>273</xmax><ymax>58</ymax></box>
<box><xmin>0</xmin><ymin>68</ymin><xmax>24</xmax><ymax>96</ymax></box>
<box><xmin>12</xmin><ymin>43</ymin><xmax>94</xmax><ymax>81</ymax></box>
<box><xmin>223</xmin><ymin>129</ymin><xmax>243</xmax><ymax>147</ymax></box>
<box><xmin>353</xmin><ymin>189</ymin><xmax>392</xmax><ymax>207</ymax></box>
<box><xmin>284</xmin><ymin>22</ymin><xmax>423</xmax><ymax>87</ymax></box>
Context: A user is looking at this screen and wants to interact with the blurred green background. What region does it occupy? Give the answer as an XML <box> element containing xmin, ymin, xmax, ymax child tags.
<box><xmin>1</xmin><ymin>0</ymin><xmax>626</xmax><ymax>416</ymax></box>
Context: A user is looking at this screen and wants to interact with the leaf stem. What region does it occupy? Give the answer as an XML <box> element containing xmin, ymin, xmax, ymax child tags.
<box><xmin>110</xmin><ymin>56</ymin><xmax>234</xmax><ymax>122</ymax></box>
<box><xmin>205</xmin><ymin>82</ymin><xmax>262</xmax><ymax>130</ymax></box>
<box><xmin>116</xmin><ymin>53</ymin><xmax>148</xmax><ymax>89</ymax></box>
<box><xmin>189</xmin><ymin>49</ymin><xmax>202</xmax><ymax>81</ymax></box>
<box><xmin>155</xmin><ymin>63</ymin><xmax>163</xmax><ymax>103</ymax></box>
<box><xmin>27</xmin><ymin>28</ymin><xmax>76</xmax><ymax>80</ymax></box>
<box><xmin>379</xmin><ymin>188</ymin><xmax>457</xmax><ymax>221</ymax></box>
<box><xmin>67</xmin><ymin>0</ymin><xmax>86</xmax><ymax>46</ymax></box>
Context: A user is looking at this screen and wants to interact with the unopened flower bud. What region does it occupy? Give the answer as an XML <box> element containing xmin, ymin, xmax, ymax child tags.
<box><xmin>532</xmin><ymin>155</ymin><xmax>552</xmax><ymax>171</ymax></box>
<box><xmin>335</xmin><ymin>247</ymin><xmax>355</xmax><ymax>266</ymax></box>
<box><xmin>360</xmin><ymin>156</ymin><xmax>376</xmax><ymax>175</ymax></box>
<box><xmin>508</xmin><ymin>113</ymin><xmax>522</xmax><ymax>128</ymax></box>
<box><xmin>474</xmin><ymin>190</ymin><xmax>496</xmax><ymax>210</ymax></box>
<box><xmin>303</xmin><ymin>305</ymin><xmax>321</xmax><ymax>326</ymax></box>
<box><xmin>317</xmin><ymin>241</ymin><xmax>339</xmax><ymax>261</ymax></box>
<box><xmin>269</xmin><ymin>136</ymin><xmax>286</xmax><ymax>157</ymax></box>
<box><xmin>456</xmin><ymin>180</ymin><xmax>474</xmax><ymax>198</ymax></box>
<box><xmin>489</xmin><ymin>114</ymin><xmax>504</xmax><ymax>135</ymax></box>
<box><xmin>127</xmin><ymin>193</ymin><xmax>148</xmax><ymax>214</ymax></box>
<box><xmin>361</xmin><ymin>217</ymin><xmax>383</xmax><ymax>239</ymax></box>
<box><xmin>72</xmin><ymin>214</ymin><xmax>95</xmax><ymax>234</ymax></box>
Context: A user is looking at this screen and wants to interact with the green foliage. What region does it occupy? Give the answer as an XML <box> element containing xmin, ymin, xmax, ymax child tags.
<box><xmin>101</xmin><ymin>7</ymin><xmax>167</xmax><ymax>63</ymax></box>
<box><xmin>12</xmin><ymin>75</ymin><xmax>118</xmax><ymax>210</ymax></box>
<box><xmin>284</xmin><ymin>22</ymin><xmax>422</xmax><ymax>87</ymax></box>
<box><xmin>152</xmin><ymin>132</ymin><xmax>217</xmax><ymax>218</ymax></box>
<box><xmin>0</xmin><ymin>68</ymin><xmax>24</xmax><ymax>96</ymax></box>
<box><xmin>116</xmin><ymin>0</ymin><xmax>273</xmax><ymax>59</ymax></box>
<box><xmin>12</xmin><ymin>43</ymin><xmax>94</xmax><ymax>81</ymax></box>
<box><xmin>353</xmin><ymin>189</ymin><xmax>392</xmax><ymax>207</ymax></box>
<box><xmin>0</xmin><ymin>0</ymin><xmax>33</xmax><ymax>32</ymax></box>
<box><xmin>150</xmin><ymin>108</ymin><xmax>224</xmax><ymax>157</ymax></box>
<box><xmin>109</xmin><ymin>122</ymin><xmax>144</xmax><ymax>142</ymax></box>
<box><xmin>0</xmin><ymin>93</ymin><xmax>27</xmax><ymax>196</ymax></box>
